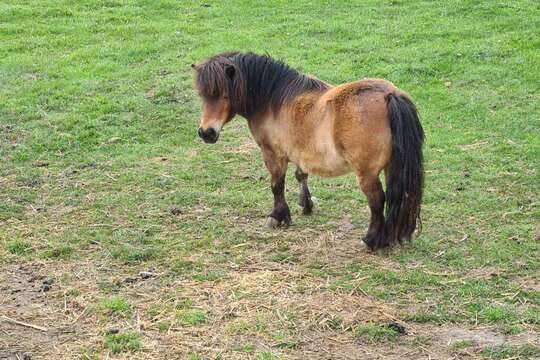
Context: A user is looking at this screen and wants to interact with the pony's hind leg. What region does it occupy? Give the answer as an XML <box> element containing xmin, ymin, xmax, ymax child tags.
<box><xmin>356</xmin><ymin>171</ymin><xmax>387</xmax><ymax>249</ymax></box>
<box><xmin>294</xmin><ymin>167</ymin><xmax>313</xmax><ymax>215</ymax></box>
<box><xmin>263</xmin><ymin>152</ymin><xmax>291</xmax><ymax>228</ymax></box>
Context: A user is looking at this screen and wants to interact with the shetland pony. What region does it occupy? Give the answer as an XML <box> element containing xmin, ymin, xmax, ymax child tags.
<box><xmin>192</xmin><ymin>52</ymin><xmax>424</xmax><ymax>250</ymax></box>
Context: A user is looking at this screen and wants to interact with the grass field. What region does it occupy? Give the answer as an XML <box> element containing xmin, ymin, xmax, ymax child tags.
<box><xmin>1</xmin><ymin>0</ymin><xmax>539</xmax><ymax>359</ymax></box>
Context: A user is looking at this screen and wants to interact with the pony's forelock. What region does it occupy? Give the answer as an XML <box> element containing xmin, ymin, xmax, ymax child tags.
<box><xmin>195</xmin><ymin>56</ymin><xmax>234</xmax><ymax>99</ymax></box>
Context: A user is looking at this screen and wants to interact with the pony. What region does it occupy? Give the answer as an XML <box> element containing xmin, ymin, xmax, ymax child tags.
<box><xmin>192</xmin><ymin>52</ymin><xmax>424</xmax><ymax>250</ymax></box>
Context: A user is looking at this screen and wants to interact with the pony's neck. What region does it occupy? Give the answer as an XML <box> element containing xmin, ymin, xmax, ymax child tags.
<box><xmin>231</xmin><ymin>53</ymin><xmax>329</xmax><ymax>119</ymax></box>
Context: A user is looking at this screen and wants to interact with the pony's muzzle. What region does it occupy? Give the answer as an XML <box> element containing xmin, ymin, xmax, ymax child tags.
<box><xmin>198</xmin><ymin>127</ymin><xmax>219</xmax><ymax>143</ymax></box>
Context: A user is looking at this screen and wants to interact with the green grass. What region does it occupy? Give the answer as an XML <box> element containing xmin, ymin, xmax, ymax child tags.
<box><xmin>176</xmin><ymin>309</ymin><xmax>207</xmax><ymax>326</ymax></box>
<box><xmin>104</xmin><ymin>332</ymin><xmax>141</xmax><ymax>354</ymax></box>
<box><xmin>272</xmin><ymin>330</ymin><xmax>298</xmax><ymax>349</ymax></box>
<box><xmin>99</xmin><ymin>296</ymin><xmax>131</xmax><ymax>317</ymax></box>
<box><xmin>233</xmin><ymin>343</ymin><xmax>256</xmax><ymax>353</ymax></box>
<box><xmin>0</xmin><ymin>0</ymin><xmax>538</xmax><ymax>358</ymax></box>
<box><xmin>6</xmin><ymin>240</ymin><xmax>31</xmax><ymax>255</ymax></box>
<box><xmin>482</xmin><ymin>344</ymin><xmax>540</xmax><ymax>360</ymax></box>
<box><xmin>257</xmin><ymin>352</ymin><xmax>281</xmax><ymax>360</ymax></box>
<box><xmin>156</xmin><ymin>320</ymin><xmax>172</xmax><ymax>332</ymax></box>
<box><xmin>451</xmin><ymin>340</ymin><xmax>474</xmax><ymax>349</ymax></box>
<box><xmin>353</xmin><ymin>324</ymin><xmax>399</xmax><ymax>343</ymax></box>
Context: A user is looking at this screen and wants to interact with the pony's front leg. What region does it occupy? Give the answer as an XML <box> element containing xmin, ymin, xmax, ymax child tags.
<box><xmin>263</xmin><ymin>153</ymin><xmax>291</xmax><ymax>228</ymax></box>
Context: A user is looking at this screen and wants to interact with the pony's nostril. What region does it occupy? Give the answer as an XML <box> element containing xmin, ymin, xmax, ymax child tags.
<box><xmin>198</xmin><ymin>127</ymin><xmax>219</xmax><ymax>143</ymax></box>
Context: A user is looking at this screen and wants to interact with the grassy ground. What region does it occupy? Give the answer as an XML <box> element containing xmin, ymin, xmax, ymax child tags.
<box><xmin>1</xmin><ymin>0</ymin><xmax>539</xmax><ymax>359</ymax></box>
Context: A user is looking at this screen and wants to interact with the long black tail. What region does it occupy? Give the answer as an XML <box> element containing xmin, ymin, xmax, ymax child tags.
<box><xmin>384</xmin><ymin>93</ymin><xmax>424</xmax><ymax>246</ymax></box>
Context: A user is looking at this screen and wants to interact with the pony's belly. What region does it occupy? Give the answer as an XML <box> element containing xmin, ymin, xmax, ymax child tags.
<box><xmin>292</xmin><ymin>148</ymin><xmax>351</xmax><ymax>178</ymax></box>
<box><xmin>305</xmin><ymin>162</ymin><xmax>352</xmax><ymax>177</ymax></box>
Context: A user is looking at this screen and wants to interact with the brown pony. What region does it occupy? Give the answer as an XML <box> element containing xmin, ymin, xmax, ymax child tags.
<box><xmin>192</xmin><ymin>52</ymin><xmax>424</xmax><ymax>250</ymax></box>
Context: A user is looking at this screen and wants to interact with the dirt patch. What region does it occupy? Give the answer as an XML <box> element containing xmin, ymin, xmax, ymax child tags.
<box><xmin>223</xmin><ymin>138</ymin><xmax>259</xmax><ymax>155</ymax></box>
<box><xmin>418</xmin><ymin>325</ymin><xmax>540</xmax><ymax>358</ymax></box>
<box><xmin>521</xmin><ymin>277</ymin><xmax>540</xmax><ymax>292</ymax></box>
<box><xmin>458</xmin><ymin>140</ymin><xmax>489</xmax><ymax>151</ymax></box>
<box><xmin>149</xmin><ymin>156</ymin><xmax>169</xmax><ymax>163</ymax></box>
<box><xmin>431</xmin><ymin>326</ymin><xmax>506</xmax><ymax>347</ymax></box>
<box><xmin>185</xmin><ymin>149</ymin><xmax>198</xmax><ymax>160</ymax></box>
<box><xmin>0</xmin><ymin>261</ymin><xmax>137</xmax><ymax>359</ymax></box>
<box><xmin>463</xmin><ymin>265</ymin><xmax>504</xmax><ymax>280</ymax></box>
<box><xmin>2</xmin><ymin>259</ymin><xmax>537</xmax><ymax>359</ymax></box>
<box><xmin>288</xmin><ymin>225</ymin><xmax>400</xmax><ymax>270</ymax></box>
<box><xmin>0</xmin><ymin>263</ymin><xmax>80</xmax><ymax>359</ymax></box>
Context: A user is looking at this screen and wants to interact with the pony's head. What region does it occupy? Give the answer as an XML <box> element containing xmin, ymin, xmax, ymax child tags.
<box><xmin>192</xmin><ymin>53</ymin><xmax>243</xmax><ymax>143</ymax></box>
<box><xmin>193</xmin><ymin>52</ymin><xmax>329</xmax><ymax>143</ymax></box>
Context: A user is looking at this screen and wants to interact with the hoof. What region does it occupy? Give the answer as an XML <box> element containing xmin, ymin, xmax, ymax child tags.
<box><xmin>302</xmin><ymin>204</ymin><xmax>313</xmax><ymax>215</ymax></box>
<box><xmin>362</xmin><ymin>236</ymin><xmax>375</xmax><ymax>250</ymax></box>
<box><xmin>265</xmin><ymin>217</ymin><xmax>280</xmax><ymax>229</ymax></box>
<box><xmin>362</xmin><ymin>232</ymin><xmax>389</xmax><ymax>250</ymax></box>
<box><xmin>298</xmin><ymin>199</ymin><xmax>315</xmax><ymax>215</ymax></box>
<box><xmin>282</xmin><ymin>217</ymin><xmax>292</xmax><ymax>227</ymax></box>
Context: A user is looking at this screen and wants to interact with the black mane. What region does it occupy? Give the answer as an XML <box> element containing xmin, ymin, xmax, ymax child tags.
<box><xmin>194</xmin><ymin>52</ymin><xmax>329</xmax><ymax>117</ymax></box>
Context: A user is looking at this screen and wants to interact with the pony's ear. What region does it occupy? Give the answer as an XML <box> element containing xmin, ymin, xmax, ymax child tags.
<box><xmin>225</xmin><ymin>64</ymin><xmax>236</xmax><ymax>79</ymax></box>
<box><xmin>191</xmin><ymin>63</ymin><xmax>196</xmax><ymax>70</ymax></box>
